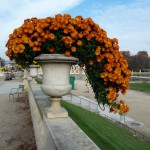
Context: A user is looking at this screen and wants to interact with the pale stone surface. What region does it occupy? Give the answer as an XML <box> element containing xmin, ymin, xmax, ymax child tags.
<box><xmin>0</xmin><ymin>72</ymin><xmax>4</xmax><ymax>76</ymax></box>
<box><xmin>35</xmin><ymin>54</ymin><xmax>78</xmax><ymax>97</ymax></box>
<box><xmin>41</xmin><ymin>84</ymin><xmax>71</xmax><ymax>97</ymax></box>
<box><xmin>46</xmin><ymin>118</ymin><xmax>100</xmax><ymax>150</ymax></box>
<box><xmin>34</xmin><ymin>54</ymin><xmax>79</xmax><ymax>118</ymax></box>
<box><xmin>34</xmin><ymin>54</ymin><xmax>79</xmax><ymax>63</ymax></box>
<box><xmin>23</xmin><ymin>77</ymin><xmax>29</xmax><ymax>92</ymax></box>
<box><xmin>30</xmin><ymin>83</ymin><xmax>100</xmax><ymax>150</ymax></box>
<box><xmin>29</xmin><ymin>65</ymin><xmax>38</xmax><ymax>77</ymax></box>
<box><xmin>44</xmin><ymin>107</ymin><xmax>68</xmax><ymax>119</ymax></box>
<box><xmin>44</xmin><ymin>97</ymin><xmax>68</xmax><ymax>119</ymax></box>
<box><xmin>29</xmin><ymin>65</ymin><xmax>38</xmax><ymax>83</ymax></box>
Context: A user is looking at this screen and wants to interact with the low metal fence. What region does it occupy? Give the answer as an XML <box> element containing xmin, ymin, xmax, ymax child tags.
<box><xmin>63</xmin><ymin>94</ymin><xmax>150</xmax><ymax>141</ymax></box>
<box><xmin>101</xmin><ymin>114</ymin><xmax>150</xmax><ymax>141</ymax></box>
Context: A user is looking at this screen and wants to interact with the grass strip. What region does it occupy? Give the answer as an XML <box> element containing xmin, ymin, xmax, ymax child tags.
<box><xmin>130</xmin><ymin>83</ymin><xmax>150</xmax><ymax>89</ymax></box>
<box><xmin>129</xmin><ymin>83</ymin><xmax>150</xmax><ymax>93</ymax></box>
<box><xmin>61</xmin><ymin>101</ymin><xmax>150</xmax><ymax>150</ymax></box>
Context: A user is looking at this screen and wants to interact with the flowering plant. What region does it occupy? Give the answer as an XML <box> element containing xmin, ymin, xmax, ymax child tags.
<box><xmin>110</xmin><ymin>100</ymin><xmax>129</xmax><ymax>115</ymax></box>
<box><xmin>0</xmin><ymin>67</ymin><xmax>4</xmax><ymax>71</ymax></box>
<box><xmin>5</xmin><ymin>14</ymin><xmax>131</xmax><ymax>114</ymax></box>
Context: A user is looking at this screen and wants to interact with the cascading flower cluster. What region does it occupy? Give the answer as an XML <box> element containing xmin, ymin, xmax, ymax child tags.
<box><xmin>110</xmin><ymin>100</ymin><xmax>129</xmax><ymax>115</ymax></box>
<box><xmin>5</xmin><ymin>14</ymin><xmax>131</xmax><ymax>114</ymax></box>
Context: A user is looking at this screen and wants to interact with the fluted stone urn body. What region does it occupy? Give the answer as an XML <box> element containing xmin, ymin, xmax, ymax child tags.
<box><xmin>34</xmin><ymin>54</ymin><xmax>78</xmax><ymax>118</ymax></box>
<box><xmin>29</xmin><ymin>65</ymin><xmax>38</xmax><ymax>83</ymax></box>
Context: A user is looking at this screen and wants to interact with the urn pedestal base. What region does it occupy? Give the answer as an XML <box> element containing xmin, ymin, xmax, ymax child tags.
<box><xmin>44</xmin><ymin>107</ymin><xmax>68</xmax><ymax>119</ymax></box>
<box><xmin>31</xmin><ymin>78</ymin><xmax>37</xmax><ymax>84</ymax></box>
<box><xmin>44</xmin><ymin>97</ymin><xmax>68</xmax><ymax>119</ymax></box>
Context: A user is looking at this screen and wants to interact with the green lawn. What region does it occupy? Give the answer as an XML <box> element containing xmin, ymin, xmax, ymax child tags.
<box><xmin>129</xmin><ymin>83</ymin><xmax>150</xmax><ymax>93</ymax></box>
<box><xmin>61</xmin><ymin>101</ymin><xmax>150</xmax><ymax>150</ymax></box>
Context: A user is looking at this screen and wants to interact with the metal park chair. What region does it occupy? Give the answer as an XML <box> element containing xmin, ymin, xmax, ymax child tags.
<box><xmin>9</xmin><ymin>84</ymin><xmax>25</xmax><ymax>101</ymax></box>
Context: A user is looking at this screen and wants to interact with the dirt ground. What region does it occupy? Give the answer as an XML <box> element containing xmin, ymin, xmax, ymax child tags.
<box><xmin>0</xmin><ymin>79</ymin><xmax>36</xmax><ymax>150</ymax></box>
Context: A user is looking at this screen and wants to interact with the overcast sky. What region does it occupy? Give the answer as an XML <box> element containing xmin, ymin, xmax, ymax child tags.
<box><xmin>0</xmin><ymin>0</ymin><xmax>150</xmax><ymax>60</ymax></box>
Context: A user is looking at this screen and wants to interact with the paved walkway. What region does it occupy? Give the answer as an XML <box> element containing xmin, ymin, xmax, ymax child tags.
<box><xmin>0</xmin><ymin>82</ymin><xmax>22</xmax><ymax>94</ymax></box>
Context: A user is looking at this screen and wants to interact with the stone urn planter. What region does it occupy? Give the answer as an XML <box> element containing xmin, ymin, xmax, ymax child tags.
<box><xmin>34</xmin><ymin>54</ymin><xmax>78</xmax><ymax>118</ymax></box>
<box><xmin>29</xmin><ymin>65</ymin><xmax>38</xmax><ymax>83</ymax></box>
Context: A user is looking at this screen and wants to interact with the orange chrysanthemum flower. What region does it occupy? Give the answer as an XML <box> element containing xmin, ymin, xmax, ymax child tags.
<box><xmin>5</xmin><ymin>14</ymin><xmax>131</xmax><ymax>115</ymax></box>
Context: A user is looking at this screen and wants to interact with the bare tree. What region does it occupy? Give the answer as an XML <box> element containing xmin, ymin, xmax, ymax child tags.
<box><xmin>121</xmin><ymin>50</ymin><xmax>150</xmax><ymax>71</ymax></box>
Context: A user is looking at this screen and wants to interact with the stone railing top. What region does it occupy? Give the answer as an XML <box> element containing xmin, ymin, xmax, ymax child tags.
<box><xmin>30</xmin><ymin>84</ymin><xmax>100</xmax><ymax>150</ymax></box>
<box><xmin>34</xmin><ymin>54</ymin><xmax>79</xmax><ymax>64</ymax></box>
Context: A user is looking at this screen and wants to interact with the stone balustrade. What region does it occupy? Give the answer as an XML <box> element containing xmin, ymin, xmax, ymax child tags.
<box><xmin>27</xmin><ymin>80</ymin><xmax>100</xmax><ymax>150</ymax></box>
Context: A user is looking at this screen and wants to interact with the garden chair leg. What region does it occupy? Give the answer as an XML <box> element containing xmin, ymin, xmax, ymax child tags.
<box><xmin>9</xmin><ymin>95</ymin><xmax>10</xmax><ymax>101</ymax></box>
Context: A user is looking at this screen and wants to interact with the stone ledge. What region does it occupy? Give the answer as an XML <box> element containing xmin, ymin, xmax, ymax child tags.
<box><xmin>29</xmin><ymin>83</ymin><xmax>100</xmax><ymax>150</ymax></box>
